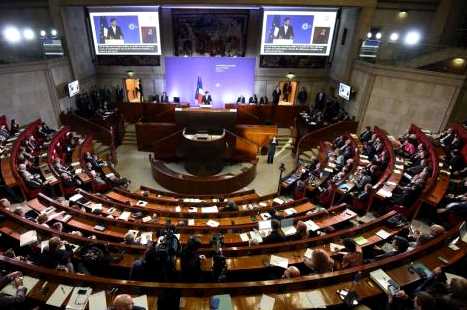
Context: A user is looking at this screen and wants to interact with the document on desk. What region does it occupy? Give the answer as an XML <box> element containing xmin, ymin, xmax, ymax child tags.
<box><xmin>284</xmin><ymin>208</ymin><xmax>297</xmax><ymax>216</ymax></box>
<box><xmin>46</xmin><ymin>284</ymin><xmax>73</xmax><ymax>307</ymax></box>
<box><xmin>376</xmin><ymin>229</ymin><xmax>392</xmax><ymax>240</ymax></box>
<box><xmin>330</xmin><ymin>243</ymin><xmax>345</xmax><ymax>252</ymax></box>
<box><xmin>20</xmin><ymin>230</ymin><xmax>38</xmax><ymax>247</ymax></box>
<box><xmin>140</xmin><ymin>232</ymin><xmax>153</xmax><ymax>245</ymax></box>
<box><xmin>175</xmin><ymin>206</ymin><xmax>181</xmax><ymax>212</ymax></box>
<box><xmin>1</xmin><ymin>275</ymin><xmax>39</xmax><ymax>296</ymax></box>
<box><xmin>270</xmin><ymin>255</ymin><xmax>288</xmax><ymax>269</ymax></box>
<box><xmin>304</xmin><ymin>248</ymin><xmax>313</xmax><ymax>259</ymax></box>
<box><xmin>66</xmin><ymin>287</ymin><xmax>92</xmax><ymax>310</ymax></box>
<box><xmin>354</xmin><ymin>236</ymin><xmax>368</xmax><ymax>246</ymax></box>
<box><xmin>304</xmin><ymin>220</ymin><xmax>320</xmax><ymax>232</ymax></box>
<box><xmin>118</xmin><ymin>211</ymin><xmax>131</xmax><ymax>221</ymax></box>
<box><xmin>88</xmin><ymin>291</ymin><xmax>107</xmax><ymax>310</ymax></box>
<box><xmin>298</xmin><ymin>290</ymin><xmax>327</xmax><ymax>308</ymax></box>
<box><xmin>211</xmin><ymin>294</ymin><xmax>233</xmax><ymax>310</ymax></box>
<box><xmin>188</xmin><ymin>207</ymin><xmax>198</xmax><ymax>213</ymax></box>
<box><xmin>207</xmin><ymin>219</ymin><xmax>220</xmax><ymax>227</ymax></box>
<box><xmin>133</xmin><ymin>295</ymin><xmax>148</xmax><ymax>309</ymax></box>
<box><xmin>258</xmin><ymin>220</ymin><xmax>272</xmax><ymax>231</ymax></box>
<box><xmin>259</xmin><ymin>294</ymin><xmax>275</xmax><ymax>310</ymax></box>
<box><xmin>202</xmin><ymin>206</ymin><xmax>218</xmax><ymax>213</ymax></box>
<box><xmin>239</xmin><ymin>233</ymin><xmax>249</xmax><ymax>242</ymax></box>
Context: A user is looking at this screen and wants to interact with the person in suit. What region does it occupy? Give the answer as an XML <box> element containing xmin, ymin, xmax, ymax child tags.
<box><xmin>203</xmin><ymin>91</ymin><xmax>212</xmax><ymax>105</ymax></box>
<box><xmin>263</xmin><ymin>219</ymin><xmax>286</xmax><ymax>243</ymax></box>
<box><xmin>153</xmin><ymin>94</ymin><xmax>160</xmax><ymax>103</ymax></box>
<box><xmin>267</xmin><ymin>137</ymin><xmax>277</xmax><ymax>164</ymax></box>
<box><xmin>272</xmin><ymin>85</ymin><xmax>281</xmax><ymax>105</ymax></box>
<box><xmin>0</xmin><ymin>271</ymin><xmax>26</xmax><ymax>308</ymax></box>
<box><xmin>315</xmin><ymin>91</ymin><xmax>326</xmax><ymax>111</ymax></box>
<box><xmin>248</xmin><ymin>94</ymin><xmax>258</xmax><ymax>104</ymax></box>
<box><xmin>237</xmin><ymin>96</ymin><xmax>246</xmax><ymax>104</ymax></box>
<box><xmin>278</xmin><ymin>17</ymin><xmax>294</xmax><ymax>40</ymax></box>
<box><xmin>111</xmin><ymin>294</ymin><xmax>145</xmax><ymax>310</ymax></box>
<box><xmin>282</xmin><ymin>82</ymin><xmax>292</xmax><ymax>102</ymax></box>
<box><xmin>259</xmin><ymin>97</ymin><xmax>265</xmax><ymax>105</ymax></box>
<box><xmin>297</xmin><ymin>87</ymin><xmax>307</xmax><ymax>105</ymax></box>
<box><xmin>106</xmin><ymin>18</ymin><xmax>124</xmax><ymax>40</ymax></box>
<box><xmin>161</xmin><ymin>91</ymin><xmax>169</xmax><ymax>103</ymax></box>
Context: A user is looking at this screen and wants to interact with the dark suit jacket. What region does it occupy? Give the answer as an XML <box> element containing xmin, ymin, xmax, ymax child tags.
<box><xmin>278</xmin><ymin>25</ymin><xmax>294</xmax><ymax>39</ymax></box>
<box><xmin>0</xmin><ymin>276</ymin><xmax>26</xmax><ymax>307</ymax></box>
<box><xmin>107</xmin><ymin>25</ymin><xmax>123</xmax><ymax>40</ymax></box>
<box><xmin>161</xmin><ymin>95</ymin><xmax>169</xmax><ymax>103</ymax></box>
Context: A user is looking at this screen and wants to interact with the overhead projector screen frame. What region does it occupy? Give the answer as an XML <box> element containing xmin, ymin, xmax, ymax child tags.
<box><xmin>88</xmin><ymin>6</ymin><xmax>162</xmax><ymax>56</ymax></box>
<box><xmin>260</xmin><ymin>9</ymin><xmax>338</xmax><ymax>56</ymax></box>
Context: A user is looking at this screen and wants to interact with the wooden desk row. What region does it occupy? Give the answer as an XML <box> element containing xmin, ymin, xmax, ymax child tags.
<box><xmin>0</xmin><ymin>224</ymin><xmax>463</xmax><ymax>298</ymax></box>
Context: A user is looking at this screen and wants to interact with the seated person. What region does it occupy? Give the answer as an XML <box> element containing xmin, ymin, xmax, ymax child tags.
<box><xmin>123</xmin><ymin>231</ymin><xmax>140</xmax><ymax>245</ymax></box>
<box><xmin>19</xmin><ymin>164</ymin><xmax>43</xmax><ymax>188</ymax></box>
<box><xmin>0</xmin><ymin>271</ymin><xmax>26</xmax><ymax>307</ymax></box>
<box><xmin>290</xmin><ymin>221</ymin><xmax>309</xmax><ymax>240</ymax></box>
<box><xmin>282</xmin><ymin>266</ymin><xmax>301</xmax><ymax>279</ymax></box>
<box><xmin>374</xmin><ymin>235</ymin><xmax>409</xmax><ymax>259</ymax></box>
<box><xmin>359</xmin><ymin>126</ymin><xmax>372</xmax><ymax>142</ymax></box>
<box><xmin>0</xmin><ymin>125</ymin><xmax>10</xmax><ymax>142</ymax></box>
<box><xmin>414</xmin><ymin>224</ymin><xmax>446</xmax><ymax>245</ymax></box>
<box><xmin>437</xmin><ymin>192</ymin><xmax>467</xmax><ymax>219</ymax></box>
<box><xmin>38</xmin><ymin>122</ymin><xmax>55</xmax><ymax>139</ymax></box>
<box><xmin>220</xmin><ymin>200</ymin><xmax>238</xmax><ymax>212</ymax></box>
<box><xmin>303</xmin><ymin>248</ymin><xmax>334</xmax><ymax>273</ymax></box>
<box><xmin>9</xmin><ymin>119</ymin><xmax>20</xmax><ymax>136</ymax></box>
<box><xmin>263</xmin><ymin>219</ymin><xmax>286</xmax><ymax>244</ymax></box>
<box><xmin>338</xmin><ymin>238</ymin><xmax>363</xmax><ymax>268</ymax></box>
<box><xmin>180</xmin><ymin>236</ymin><xmax>204</xmax><ymax>282</ymax></box>
<box><xmin>111</xmin><ymin>294</ymin><xmax>145</xmax><ymax>310</ymax></box>
<box><xmin>37</xmin><ymin>237</ymin><xmax>74</xmax><ymax>272</ymax></box>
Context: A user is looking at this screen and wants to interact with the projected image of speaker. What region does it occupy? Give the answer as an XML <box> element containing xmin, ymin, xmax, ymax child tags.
<box><xmin>173</xmin><ymin>97</ymin><xmax>180</xmax><ymax>103</ymax></box>
<box><xmin>67</xmin><ymin>80</ymin><xmax>80</xmax><ymax>97</ymax></box>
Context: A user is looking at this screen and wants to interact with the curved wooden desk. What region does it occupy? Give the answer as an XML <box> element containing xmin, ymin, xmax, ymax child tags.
<box><xmin>150</xmin><ymin>156</ymin><xmax>257</xmax><ymax>195</ymax></box>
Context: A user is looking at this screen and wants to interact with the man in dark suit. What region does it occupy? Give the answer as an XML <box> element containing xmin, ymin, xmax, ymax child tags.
<box><xmin>272</xmin><ymin>86</ymin><xmax>281</xmax><ymax>105</ymax></box>
<box><xmin>278</xmin><ymin>18</ymin><xmax>294</xmax><ymax>40</ymax></box>
<box><xmin>249</xmin><ymin>94</ymin><xmax>258</xmax><ymax>104</ymax></box>
<box><xmin>203</xmin><ymin>91</ymin><xmax>212</xmax><ymax>105</ymax></box>
<box><xmin>237</xmin><ymin>96</ymin><xmax>246</xmax><ymax>104</ymax></box>
<box><xmin>161</xmin><ymin>92</ymin><xmax>169</xmax><ymax>103</ymax></box>
<box><xmin>107</xmin><ymin>18</ymin><xmax>124</xmax><ymax>40</ymax></box>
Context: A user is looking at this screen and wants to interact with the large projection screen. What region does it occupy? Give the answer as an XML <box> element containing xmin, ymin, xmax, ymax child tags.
<box><xmin>89</xmin><ymin>6</ymin><xmax>161</xmax><ymax>55</ymax></box>
<box><xmin>260</xmin><ymin>9</ymin><xmax>337</xmax><ymax>56</ymax></box>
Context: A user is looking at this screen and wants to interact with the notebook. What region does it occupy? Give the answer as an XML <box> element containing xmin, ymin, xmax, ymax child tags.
<box><xmin>354</xmin><ymin>236</ymin><xmax>368</xmax><ymax>246</ymax></box>
<box><xmin>376</xmin><ymin>229</ymin><xmax>392</xmax><ymax>240</ymax></box>
<box><xmin>258</xmin><ymin>220</ymin><xmax>272</xmax><ymax>231</ymax></box>
<box><xmin>207</xmin><ymin>220</ymin><xmax>220</xmax><ymax>227</ymax></box>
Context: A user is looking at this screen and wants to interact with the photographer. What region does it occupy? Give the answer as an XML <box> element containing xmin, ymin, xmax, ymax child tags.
<box><xmin>180</xmin><ymin>236</ymin><xmax>204</xmax><ymax>282</ymax></box>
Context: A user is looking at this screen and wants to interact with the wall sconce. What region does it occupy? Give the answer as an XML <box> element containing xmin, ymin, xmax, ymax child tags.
<box><xmin>285</xmin><ymin>72</ymin><xmax>296</xmax><ymax>80</ymax></box>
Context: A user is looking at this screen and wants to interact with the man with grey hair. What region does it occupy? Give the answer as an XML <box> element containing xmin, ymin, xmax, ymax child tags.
<box><xmin>110</xmin><ymin>294</ymin><xmax>145</xmax><ymax>310</ymax></box>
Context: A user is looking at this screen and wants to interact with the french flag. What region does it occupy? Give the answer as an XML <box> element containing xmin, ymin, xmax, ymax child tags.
<box><xmin>195</xmin><ymin>76</ymin><xmax>204</xmax><ymax>104</ymax></box>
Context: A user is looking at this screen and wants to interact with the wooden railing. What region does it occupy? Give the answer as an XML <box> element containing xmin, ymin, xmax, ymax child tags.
<box><xmin>295</xmin><ymin>120</ymin><xmax>358</xmax><ymax>163</ymax></box>
<box><xmin>60</xmin><ymin>112</ymin><xmax>119</xmax><ymax>164</ymax></box>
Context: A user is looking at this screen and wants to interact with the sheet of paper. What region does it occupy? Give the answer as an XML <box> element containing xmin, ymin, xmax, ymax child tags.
<box><xmin>298</xmin><ymin>290</ymin><xmax>327</xmax><ymax>309</ymax></box>
<box><xmin>88</xmin><ymin>291</ymin><xmax>107</xmax><ymax>310</ymax></box>
<box><xmin>46</xmin><ymin>284</ymin><xmax>74</xmax><ymax>307</ymax></box>
<box><xmin>284</xmin><ymin>208</ymin><xmax>297</xmax><ymax>216</ymax></box>
<box><xmin>259</xmin><ymin>201</ymin><xmax>268</xmax><ymax>207</ymax></box>
<box><xmin>354</xmin><ymin>236</ymin><xmax>368</xmax><ymax>246</ymax></box>
<box><xmin>232</xmin><ymin>230</ymin><xmax>247</xmax><ymax>242</ymax></box>
<box><xmin>20</xmin><ymin>230</ymin><xmax>37</xmax><ymax>247</ymax></box>
<box><xmin>304</xmin><ymin>220</ymin><xmax>320</xmax><ymax>232</ymax></box>
<box><xmin>207</xmin><ymin>219</ymin><xmax>219</xmax><ymax>227</ymax></box>
<box><xmin>142</xmin><ymin>216</ymin><xmax>152</xmax><ymax>223</ymax></box>
<box><xmin>188</xmin><ymin>207</ymin><xmax>198</xmax><ymax>213</ymax></box>
<box><xmin>376</xmin><ymin>229</ymin><xmax>391</xmax><ymax>240</ymax></box>
<box><xmin>133</xmin><ymin>295</ymin><xmax>148</xmax><ymax>309</ymax></box>
<box><xmin>260</xmin><ymin>213</ymin><xmax>271</xmax><ymax>221</ymax></box>
<box><xmin>118</xmin><ymin>211</ymin><xmax>131</xmax><ymax>221</ymax></box>
<box><xmin>258</xmin><ymin>220</ymin><xmax>272</xmax><ymax>231</ymax></box>
<box><xmin>41</xmin><ymin>240</ymin><xmax>49</xmax><ymax>253</ymax></box>
<box><xmin>175</xmin><ymin>206</ymin><xmax>181</xmax><ymax>212</ymax></box>
<box><xmin>304</xmin><ymin>248</ymin><xmax>313</xmax><ymax>259</ymax></box>
<box><xmin>202</xmin><ymin>206</ymin><xmax>218</xmax><ymax>213</ymax></box>
<box><xmin>249</xmin><ymin>231</ymin><xmax>263</xmax><ymax>243</ymax></box>
<box><xmin>270</xmin><ymin>255</ymin><xmax>288</xmax><ymax>269</ymax></box>
<box><xmin>281</xmin><ymin>226</ymin><xmax>297</xmax><ymax>236</ymax></box>
<box><xmin>188</xmin><ymin>219</ymin><xmax>195</xmax><ymax>226</ymax></box>
<box><xmin>272</xmin><ymin>198</ymin><xmax>284</xmax><ymax>205</ymax></box>
<box><xmin>69</xmin><ymin>193</ymin><xmax>83</xmax><ymax>202</ymax></box>
<box><xmin>330</xmin><ymin>243</ymin><xmax>345</xmax><ymax>252</ymax></box>
<box><xmin>259</xmin><ymin>294</ymin><xmax>275</xmax><ymax>310</ymax></box>
<box><xmin>140</xmin><ymin>232</ymin><xmax>153</xmax><ymax>245</ymax></box>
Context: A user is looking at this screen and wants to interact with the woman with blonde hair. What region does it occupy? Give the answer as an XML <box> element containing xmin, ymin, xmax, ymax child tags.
<box><xmin>304</xmin><ymin>248</ymin><xmax>334</xmax><ymax>273</ymax></box>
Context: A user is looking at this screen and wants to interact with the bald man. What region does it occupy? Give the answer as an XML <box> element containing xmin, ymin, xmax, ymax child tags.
<box><xmin>111</xmin><ymin>294</ymin><xmax>145</xmax><ymax>310</ymax></box>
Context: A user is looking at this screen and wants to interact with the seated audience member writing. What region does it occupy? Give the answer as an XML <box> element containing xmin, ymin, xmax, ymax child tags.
<box><xmin>303</xmin><ymin>248</ymin><xmax>335</xmax><ymax>274</ymax></box>
<box><xmin>110</xmin><ymin>294</ymin><xmax>145</xmax><ymax>310</ymax></box>
<box><xmin>9</xmin><ymin>119</ymin><xmax>19</xmax><ymax>136</ymax></box>
<box><xmin>0</xmin><ymin>271</ymin><xmax>26</xmax><ymax>308</ymax></box>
